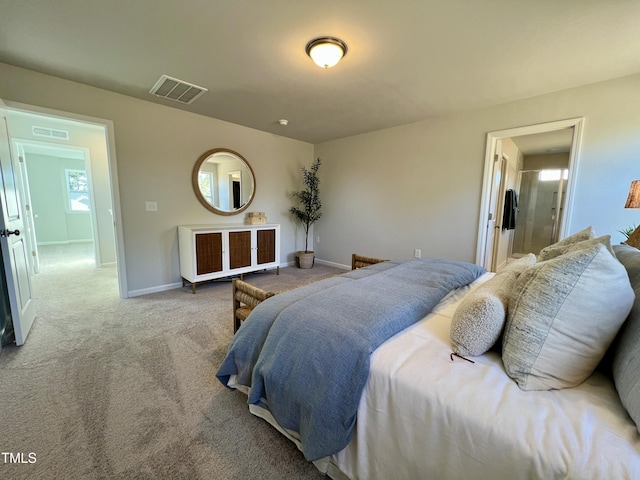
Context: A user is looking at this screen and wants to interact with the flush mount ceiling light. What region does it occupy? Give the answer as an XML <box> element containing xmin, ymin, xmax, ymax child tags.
<box><xmin>305</xmin><ymin>36</ymin><xmax>347</xmax><ymax>69</ymax></box>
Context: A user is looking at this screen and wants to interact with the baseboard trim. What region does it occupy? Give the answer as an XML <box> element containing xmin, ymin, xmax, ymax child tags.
<box><xmin>128</xmin><ymin>282</ymin><xmax>183</xmax><ymax>297</ymax></box>
<box><xmin>315</xmin><ymin>258</ymin><xmax>350</xmax><ymax>270</ymax></box>
<box><xmin>37</xmin><ymin>240</ymin><xmax>93</xmax><ymax>246</ymax></box>
<box><xmin>127</xmin><ymin>260</ymin><xmax>348</xmax><ymax>297</ymax></box>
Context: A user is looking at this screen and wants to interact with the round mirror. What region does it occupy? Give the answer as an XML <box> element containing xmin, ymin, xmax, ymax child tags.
<box><xmin>192</xmin><ymin>148</ymin><xmax>256</xmax><ymax>215</ymax></box>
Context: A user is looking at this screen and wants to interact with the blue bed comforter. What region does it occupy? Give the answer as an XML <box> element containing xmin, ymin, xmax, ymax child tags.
<box><xmin>217</xmin><ymin>258</ymin><xmax>485</xmax><ymax>461</ymax></box>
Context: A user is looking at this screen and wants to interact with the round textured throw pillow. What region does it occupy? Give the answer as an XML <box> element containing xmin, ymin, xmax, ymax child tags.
<box><xmin>450</xmin><ymin>254</ymin><xmax>536</xmax><ymax>357</ymax></box>
<box><xmin>451</xmin><ymin>270</ymin><xmax>517</xmax><ymax>356</ymax></box>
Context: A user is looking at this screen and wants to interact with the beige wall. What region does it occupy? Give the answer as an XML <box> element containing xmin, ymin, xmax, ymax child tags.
<box><xmin>523</xmin><ymin>152</ymin><xmax>570</xmax><ymax>171</ymax></box>
<box><xmin>0</xmin><ymin>62</ymin><xmax>314</xmax><ymax>295</ymax></box>
<box><xmin>314</xmin><ymin>73</ymin><xmax>640</xmax><ymax>266</ymax></box>
<box><xmin>3</xmin><ymin>62</ymin><xmax>640</xmax><ymax>290</ymax></box>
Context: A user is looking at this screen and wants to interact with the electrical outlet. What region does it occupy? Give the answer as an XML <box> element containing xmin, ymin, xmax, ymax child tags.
<box><xmin>145</xmin><ymin>201</ymin><xmax>158</xmax><ymax>212</ymax></box>
<box><xmin>414</xmin><ymin>249</ymin><xmax>422</xmax><ymax>259</ymax></box>
<box><xmin>316</xmin><ymin>236</ymin><xmax>320</xmax><ymax>243</ymax></box>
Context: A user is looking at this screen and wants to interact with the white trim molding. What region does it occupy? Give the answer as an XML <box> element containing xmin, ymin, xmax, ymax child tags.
<box><xmin>475</xmin><ymin>117</ymin><xmax>585</xmax><ymax>268</ymax></box>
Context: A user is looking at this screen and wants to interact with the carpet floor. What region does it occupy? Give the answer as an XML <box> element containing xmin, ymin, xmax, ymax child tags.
<box><xmin>0</xmin><ymin>245</ymin><xmax>344</xmax><ymax>479</ymax></box>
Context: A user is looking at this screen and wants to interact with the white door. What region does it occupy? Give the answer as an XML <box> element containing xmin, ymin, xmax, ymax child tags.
<box><xmin>15</xmin><ymin>142</ymin><xmax>40</xmax><ymax>274</ymax></box>
<box><xmin>0</xmin><ymin>110</ymin><xmax>36</xmax><ymax>345</ymax></box>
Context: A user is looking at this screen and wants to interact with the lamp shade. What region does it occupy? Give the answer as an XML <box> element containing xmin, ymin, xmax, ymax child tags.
<box><xmin>625</xmin><ymin>180</ymin><xmax>640</xmax><ymax>208</ymax></box>
<box><xmin>305</xmin><ymin>37</ymin><xmax>347</xmax><ymax>69</ymax></box>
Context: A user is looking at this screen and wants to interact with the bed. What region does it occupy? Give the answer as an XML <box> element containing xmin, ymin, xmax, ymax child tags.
<box><xmin>217</xmin><ymin>231</ymin><xmax>640</xmax><ymax>479</ymax></box>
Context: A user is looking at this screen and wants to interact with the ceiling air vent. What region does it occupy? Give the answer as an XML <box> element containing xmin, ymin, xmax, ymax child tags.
<box><xmin>32</xmin><ymin>126</ymin><xmax>69</xmax><ymax>140</ymax></box>
<box><xmin>149</xmin><ymin>74</ymin><xmax>208</xmax><ymax>104</ymax></box>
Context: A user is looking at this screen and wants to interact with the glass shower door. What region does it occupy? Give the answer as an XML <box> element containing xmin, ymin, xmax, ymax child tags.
<box><xmin>511</xmin><ymin>169</ymin><xmax>567</xmax><ymax>256</ymax></box>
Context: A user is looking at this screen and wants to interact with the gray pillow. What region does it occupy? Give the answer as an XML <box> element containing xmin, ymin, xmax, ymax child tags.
<box><xmin>612</xmin><ymin>244</ymin><xmax>640</xmax><ymax>433</ymax></box>
<box><xmin>538</xmin><ymin>235</ymin><xmax>616</xmax><ymax>261</ymax></box>
<box><xmin>503</xmin><ymin>243</ymin><xmax>635</xmax><ymax>391</ymax></box>
<box><xmin>450</xmin><ymin>254</ymin><xmax>536</xmax><ymax>357</ymax></box>
<box><xmin>538</xmin><ymin>225</ymin><xmax>594</xmax><ymax>258</ymax></box>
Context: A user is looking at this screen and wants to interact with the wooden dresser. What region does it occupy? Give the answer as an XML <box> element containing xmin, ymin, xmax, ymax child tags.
<box><xmin>178</xmin><ymin>224</ymin><xmax>280</xmax><ymax>293</ymax></box>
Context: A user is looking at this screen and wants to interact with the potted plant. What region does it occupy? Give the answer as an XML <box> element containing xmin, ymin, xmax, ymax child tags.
<box><xmin>620</xmin><ymin>225</ymin><xmax>638</xmax><ymax>239</ymax></box>
<box><xmin>290</xmin><ymin>157</ymin><xmax>322</xmax><ymax>268</ymax></box>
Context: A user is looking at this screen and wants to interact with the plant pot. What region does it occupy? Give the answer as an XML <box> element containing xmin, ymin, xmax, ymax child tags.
<box><xmin>295</xmin><ymin>251</ymin><xmax>315</xmax><ymax>269</ymax></box>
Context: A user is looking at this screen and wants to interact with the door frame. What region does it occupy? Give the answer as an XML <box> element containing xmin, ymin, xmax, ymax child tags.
<box><xmin>475</xmin><ymin>117</ymin><xmax>584</xmax><ymax>269</ymax></box>
<box><xmin>3</xmin><ymin>100</ymin><xmax>128</xmax><ymax>298</ymax></box>
<box><xmin>489</xmin><ymin>149</ymin><xmax>510</xmax><ymax>271</ymax></box>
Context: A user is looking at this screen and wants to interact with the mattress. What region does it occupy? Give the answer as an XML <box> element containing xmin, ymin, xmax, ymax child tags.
<box><xmin>329</xmin><ymin>273</ymin><xmax>640</xmax><ymax>479</ymax></box>
<box><xmin>235</xmin><ymin>273</ymin><xmax>640</xmax><ymax>479</ymax></box>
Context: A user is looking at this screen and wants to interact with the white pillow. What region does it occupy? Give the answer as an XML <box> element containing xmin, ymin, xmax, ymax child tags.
<box><xmin>503</xmin><ymin>243</ymin><xmax>634</xmax><ymax>391</ymax></box>
<box><xmin>450</xmin><ymin>254</ymin><xmax>536</xmax><ymax>357</ymax></box>
<box><xmin>497</xmin><ymin>253</ymin><xmax>537</xmax><ymax>274</ymax></box>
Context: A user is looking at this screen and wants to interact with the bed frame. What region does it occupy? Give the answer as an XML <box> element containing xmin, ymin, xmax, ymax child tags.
<box><xmin>232</xmin><ymin>254</ymin><xmax>387</xmax><ymax>332</ymax></box>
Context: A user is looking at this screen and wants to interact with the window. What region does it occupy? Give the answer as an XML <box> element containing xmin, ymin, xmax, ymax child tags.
<box><xmin>198</xmin><ymin>171</ymin><xmax>214</xmax><ymax>204</ymax></box>
<box><xmin>539</xmin><ymin>169</ymin><xmax>569</xmax><ymax>182</ymax></box>
<box><xmin>66</xmin><ymin>169</ymin><xmax>90</xmax><ymax>212</ymax></box>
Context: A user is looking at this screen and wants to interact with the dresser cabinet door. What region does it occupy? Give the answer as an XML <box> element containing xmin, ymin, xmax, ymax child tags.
<box><xmin>195</xmin><ymin>232</ymin><xmax>223</xmax><ymax>275</ymax></box>
<box><xmin>229</xmin><ymin>230</ymin><xmax>252</xmax><ymax>270</ymax></box>
<box><xmin>257</xmin><ymin>228</ymin><xmax>276</xmax><ymax>265</ymax></box>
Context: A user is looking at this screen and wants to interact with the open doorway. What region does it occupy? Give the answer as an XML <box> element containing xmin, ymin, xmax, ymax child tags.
<box><xmin>511</xmin><ymin>168</ymin><xmax>568</xmax><ymax>256</ymax></box>
<box><xmin>476</xmin><ymin>118</ymin><xmax>584</xmax><ymax>271</ymax></box>
<box><xmin>230</xmin><ymin>171</ymin><xmax>242</xmax><ymax>209</ymax></box>
<box><xmin>4</xmin><ymin>104</ymin><xmax>126</xmax><ymax>298</ymax></box>
<box><xmin>13</xmin><ymin>140</ymin><xmax>99</xmax><ymax>275</ymax></box>
<box><xmin>0</xmin><ymin>99</ymin><xmax>127</xmax><ymax>346</ymax></box>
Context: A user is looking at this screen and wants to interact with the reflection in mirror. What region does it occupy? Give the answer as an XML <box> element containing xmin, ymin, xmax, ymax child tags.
<box><xmin>192</xmin><ymin>149</ymin><xmax>255</xmax><ymax>215</ymax></box>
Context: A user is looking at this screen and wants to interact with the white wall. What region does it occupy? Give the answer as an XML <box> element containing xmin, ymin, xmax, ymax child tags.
<box><xmin>314</xmin><ymin>73</ymin><xmax>640</xmax><ymax>266</ymax></box>
<box><xmin>25</xmin><ymin>153</ymin><xmax>93</xmax><ymax>244</ymax></box>
<box><xmin>0</xmin><ymin>62</ymin><xmax>314</xmax><ymax>295</ymax></box>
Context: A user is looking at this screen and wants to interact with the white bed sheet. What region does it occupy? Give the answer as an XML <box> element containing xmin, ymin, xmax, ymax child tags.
<box><xmin>329</xmin><ymin>273</ymin><xmax>640</xmax><ymax>479</ymax></box>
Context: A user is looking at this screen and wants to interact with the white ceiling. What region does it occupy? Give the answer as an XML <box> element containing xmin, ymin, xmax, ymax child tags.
<box><xmin>511</xmin><ymin>128</ymin><xmax>574</xmax><ymax>156</ymax></box>
<box><xmin>1</xmin><ymin>1</ymin><xmax>640</xmax><ymax>144</ymax></box>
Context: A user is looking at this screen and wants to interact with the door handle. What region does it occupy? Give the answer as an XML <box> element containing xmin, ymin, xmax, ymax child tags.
<box><xmin>0</xmin><ymin>229</ymin><xmax>20</xmax><ymax>237</ymax></box>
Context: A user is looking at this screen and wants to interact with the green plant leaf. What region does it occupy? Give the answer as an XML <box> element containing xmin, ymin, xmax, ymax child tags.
<box><xmin>289</xmin><ymin>158</ymin><xmax>322</xmax><ymax>253</ymax></box>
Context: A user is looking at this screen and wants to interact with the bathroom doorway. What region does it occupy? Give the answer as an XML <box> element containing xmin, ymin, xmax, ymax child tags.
<box><xmin>476</xmin><ymin>118</ymin><xmax>584</xmax><ymax>271</ymax></box>
<box><xmin>511</xmin><ymin>168</ymin><xmax>568</xmax><ymax>256</ymax></box>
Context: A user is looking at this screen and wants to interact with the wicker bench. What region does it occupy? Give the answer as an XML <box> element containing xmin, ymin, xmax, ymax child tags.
<box><xmin>351</xmin><ymin>253</ymin><xmax>388</xmax><ymax>270</ymax></box>
<box><xmin>232</xmin><ymin>278</ymin><xmax>275</xmax><ymax>333</ymax></box>
<box><xmin>232</xmin><ymin>253</ymin><xmax>387</xmax><ymax>333</ymax></box>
